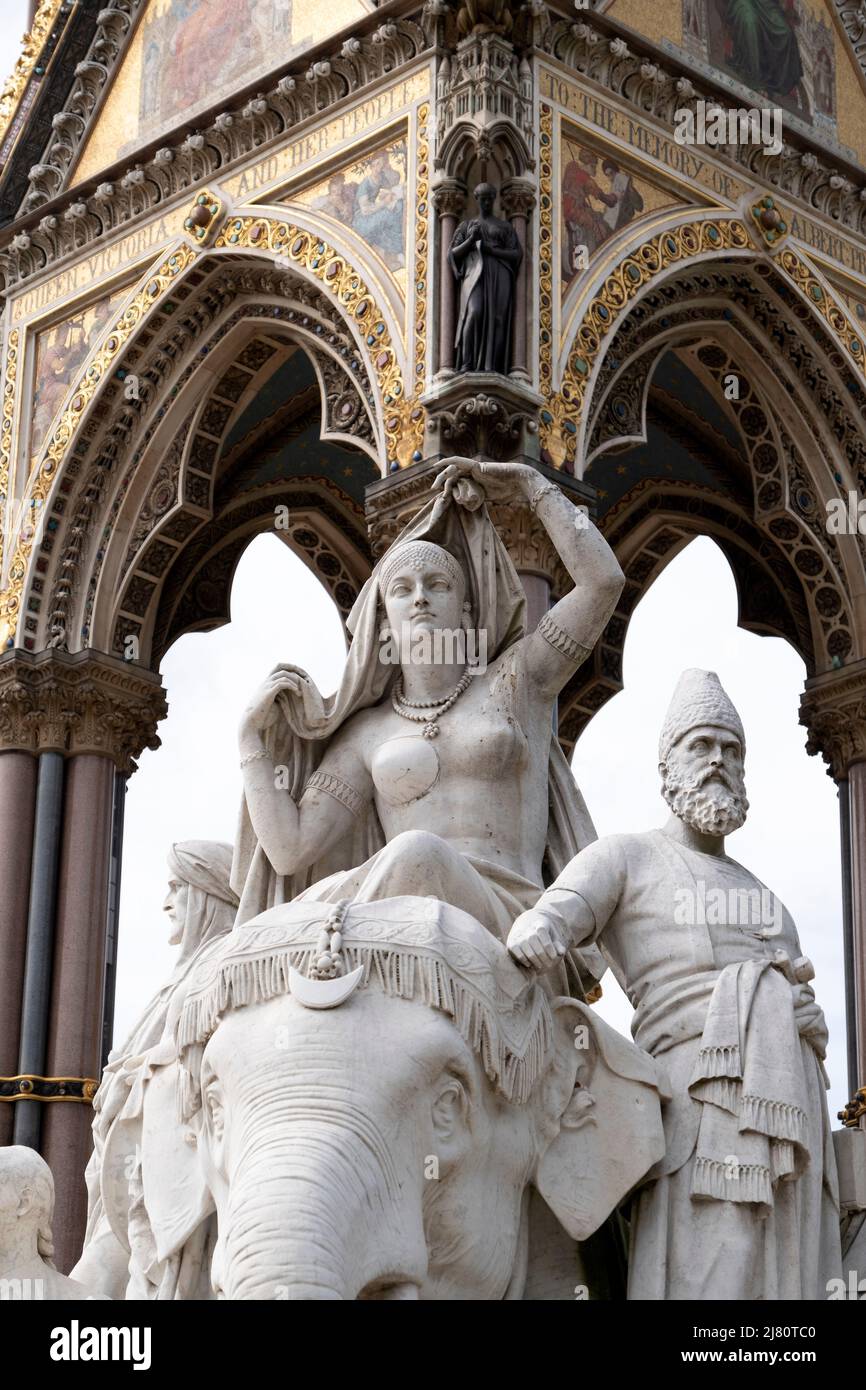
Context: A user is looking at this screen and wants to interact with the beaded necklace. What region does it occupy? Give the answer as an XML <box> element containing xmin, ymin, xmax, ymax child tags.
<box><xmin>391</xmin><ymin>671</ymin><xmax>473</xmax><ymax>739</ymax></box>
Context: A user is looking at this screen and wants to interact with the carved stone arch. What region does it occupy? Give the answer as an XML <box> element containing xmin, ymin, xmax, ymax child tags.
<box><xmin>545</xmin><ymin>208</ymin><xmax>866</xmax><ymax>470</ymax></box>
<box><xmin>549</xmin><ymin>221</ymin><xmax>866</xmax><ymax>745</ymax></box>
<box><xmin>5</xmin><ymin>216</ymin><xmax>423</xmax><ymax>652</ymax></box>
<box><xmin>574</xmin><ymin>274</ymin><xmax>864</xmax><ymax>668</ymax></box>
<box><xmin>437</xmin><ymin>119</ymin><xmax>532</xmax><ymax>187</ymax></box>
<box><xmin>82</xmin><ymin>299</ymin><xmax>377</xmax><ymax>662</ymax></box>
<box><xmin>435</xmin><ymin>34</ymin><xmax>534</xmax><ymax>186</ymax></box>
<box><xmin>582</xmin><ymin>307</ymin><xmax>861</xmax><ymax>652</ymax></box>
<box><xmin>121</xmin><ymin>480</ymin><xmax>372</xmax><ymax>668</ymax></box>
<box><xmin>558</xmin><ymin>484</ymin><xmax>817</xmax><ymax>752</ymax></box>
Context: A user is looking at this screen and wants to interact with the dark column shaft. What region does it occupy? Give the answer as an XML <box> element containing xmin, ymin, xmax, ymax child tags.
<box><xmin>41</xmin><ymin>753</ymin><xmax>115</xmax><ymax>1271</ymax></box>
<box><xmin>849</xmin><ymin>762</ymin><xmax>866</xmax><ymax>1104</ymax></box>
<box><xmin>438</xmin><ymin>211</ymin><xmax>457</xmax><ymax>373</ymax></box>
<box><xmin>0</xmin><ymin>751</ymin><xmax>38</xmax><ymax>1145</ymax></box>
<box><xmin>12</xmin><ymin>751</ymin><xmax>65</xmax><ymax>1150</ymax></box>
<box><xmin>839</xmin><ymin>778</ymin><xmax>858</xmax><ymax>1097</ymax></box>
<box><xmin>510</xmin><ymin>210</ymin><xmax>528</xmax><ymax>377</ymax></box>
<box><xmin>101</xmin><ymin>771</ymin><xmax>127</xmax><ymax>1070</ymax></box>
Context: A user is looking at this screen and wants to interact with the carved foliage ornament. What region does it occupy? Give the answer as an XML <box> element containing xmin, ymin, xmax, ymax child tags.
<box><xmin>799</xmin><ymin>659</ymin><xmax>866</xmax><ymax>778</ymax></box>
<box><xmin>0</xmin><ymin>650</ymin><xmax>167</xmax><ymax>772</ymax></box>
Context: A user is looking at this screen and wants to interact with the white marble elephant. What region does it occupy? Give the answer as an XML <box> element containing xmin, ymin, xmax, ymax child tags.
<box><xmin>97</xmin><ymin>897</ymin><xmax>665</xmax><ymax>1299</ymax></box>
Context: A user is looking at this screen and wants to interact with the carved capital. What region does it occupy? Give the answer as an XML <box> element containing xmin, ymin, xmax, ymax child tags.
<box><xmin>432</xmin><ymin>177</ymin><xmax>466</xmax><ymax>220</ymax></box>
<box><xmin>799</xmin><ymin>658</ymin><xmax>866</xmax><ymax>780</ymax></box>
<box><xmin>500</xmin><ymin>178</ymin><xmax>536</xmax><ymax>221</ymax></box>
<box><xmin>489</xmin><ymin>498</ymin><xmax>570</xmax><ymax>594</ymax></box>
<box><xmin>0</xmin><ymin>650</ymin><xmax>167</xmax><ymax>773</ymax></box>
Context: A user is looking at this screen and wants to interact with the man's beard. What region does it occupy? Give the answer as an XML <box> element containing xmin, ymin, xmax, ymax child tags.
<box><xmin>662</xmin><ymin>765</ymin><xmax>749</xmax><ymax>837</ymax></box>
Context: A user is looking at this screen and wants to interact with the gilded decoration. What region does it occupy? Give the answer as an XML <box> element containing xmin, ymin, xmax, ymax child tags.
<box><xmin>544</xmin><ymin>196</ymin><xmax>866</xmax><ymax>471</ymax></box>
<box><xmin>0</xmin><ymin>0</ymin><xmax>65</xmax><ymax>151</ymax></box>
<box><xmin>0</xmin><ymin>245</ymin><xmax>197</xmax><ymax>649</ymax></box>
<box><xmin>183</xmin><ymin>190</ymin><xmax>224</xmax><ymax>247</ymax></box>
<box><xmin>27</xmin><ymin>282</ymin><xmax>133</xmax><ymax>475</ymax></box>
<box><xmin>774</xmin><ymin>246</ymin><xmax>866</xmax><ymax>369</ymax></box>
<box><xmin>0</xmin><ymin>332</ymin><xmax>20</xmax><ymax>586</ymax></box>
<box><xmin>413</xmin><ymin>104</ymin><xmax>431</xmax><ymax>400</ymax></box>
<box><xmin>212</xmin><ymin>215</ymin><xmax>422</xmax><ymax>467</ymax></box>
<box><xmin>538</xmin><ymin>103</ymin><xmax>554</xmax><ymax>406</ymax></box>
<box><xmin>542</xmin><ymin>217</ymin><xmax>752</xmax><ymax>468</ymax></box>
<box><xmin>749</xmin><ymin>193</ymin><xmax>790</xmax><ymax>249</ymax></box>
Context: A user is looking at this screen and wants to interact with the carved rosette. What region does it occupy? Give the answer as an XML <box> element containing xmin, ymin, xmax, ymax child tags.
<box><xmin>799</xmin><ymin>658</ymin><xmax>866</xmax><ymax>780</ymax></box>
<box><xmin>0</xmin><ymin>650</ymin><xmax>167</xmax><ymax>773</ymax></box>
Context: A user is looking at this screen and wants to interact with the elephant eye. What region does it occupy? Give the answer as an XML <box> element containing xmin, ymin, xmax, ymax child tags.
<box><xmin>204</xmin><ymin>1084</ymin><xmax>225</xmax><ymax>1137</ymax></box>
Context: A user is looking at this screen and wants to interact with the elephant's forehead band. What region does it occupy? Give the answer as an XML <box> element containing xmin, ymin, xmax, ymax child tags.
<box><xmin>176</xmin><ymin>898</ymin><xmax>552</xmax><ymax>1118</ymax></box>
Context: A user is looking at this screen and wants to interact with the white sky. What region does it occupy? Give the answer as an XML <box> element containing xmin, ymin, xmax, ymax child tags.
<box><xmin>0</xmin><ymin>2</ymin><xmax>30</xmax><ymax>64</ymax></box>
<box><xmin>0</xmin><ymin>2</ymin><xmax>850</xmax><ymax>1126</ymax></box>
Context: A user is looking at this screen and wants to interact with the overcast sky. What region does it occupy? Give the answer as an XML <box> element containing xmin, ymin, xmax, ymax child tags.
<box><xmin>0</xmin><ymin>4</ymin><xmax>850</xmax><ymax>1125</ymax></box>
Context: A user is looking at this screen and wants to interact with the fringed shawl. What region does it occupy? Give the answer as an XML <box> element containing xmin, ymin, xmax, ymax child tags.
<box><xmin>177</xmin><ymin>897</ymin><xmax>554</xmax><ymax>1117</ymax></box>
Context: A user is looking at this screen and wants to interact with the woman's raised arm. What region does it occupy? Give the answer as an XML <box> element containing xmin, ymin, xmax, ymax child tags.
<box><xmin>432</xmin><ymin>459</ymin><xmax>624</xmax><ymax>698</ymax></box>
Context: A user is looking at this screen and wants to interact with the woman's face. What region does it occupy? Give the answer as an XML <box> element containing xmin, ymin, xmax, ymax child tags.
<box><xmin>382</xmin><ymin>563</ymin><xmax>466</xmax><ymax>664</ymax></box>
<box><xmin>163</xmin><ymin>878</ymin><xmax>190</xmax><ymax>945</ymax></box>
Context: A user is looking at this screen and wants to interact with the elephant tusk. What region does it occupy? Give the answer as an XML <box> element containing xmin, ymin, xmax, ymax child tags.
<box><xmin>289</xmin><ymin>963</ymin><xmax>364</xmax><ymax>1010</ymax></box>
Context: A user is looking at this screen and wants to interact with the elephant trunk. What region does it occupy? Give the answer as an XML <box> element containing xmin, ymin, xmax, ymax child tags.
<box><xmin>221</xmin><ymin>1122</ymin><xmax>426</xmax><ymax>1300</ymax></box>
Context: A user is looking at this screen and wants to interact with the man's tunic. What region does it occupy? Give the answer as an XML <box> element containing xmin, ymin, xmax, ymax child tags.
<box><xmin>543</xmin><ymin>829</ymin><xmax>841</xmax><ymax>1300</ymax></box>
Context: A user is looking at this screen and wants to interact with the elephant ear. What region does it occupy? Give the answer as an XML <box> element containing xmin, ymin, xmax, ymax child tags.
<box><xmin>139</xmin><ymin>1059</ymin><xmax>215</xmax><ymax>1264</ymax></box>
<box><xmin>534</xmin><ymin>998</ymin><xmax>666</xmax><ymax>1242</ymax></box>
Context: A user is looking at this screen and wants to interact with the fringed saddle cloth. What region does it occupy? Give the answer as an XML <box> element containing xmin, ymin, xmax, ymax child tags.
<box><xmin>175</xmin><ymin>895</ymin><xmax>553</xmax><ymax>1118</ymax></box>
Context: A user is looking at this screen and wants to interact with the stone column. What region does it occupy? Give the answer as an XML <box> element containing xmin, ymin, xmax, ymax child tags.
<box><xmin>850</xmin><ymin>760</ymin><xmax>866</xmax><ymax>1110</ymax></box>
<box><xmin>0</xmin><ymin>750</ymin><xmax>37</xmax><ymax>1146</ymax></box>
<box><xmin>0</xmin><ymin>649</ymin><xmax>167</xmax><ymax>1268</ymax></box>
<box><xmin>432</xmin><ymin>179</ymin><xmax>465</xmax><ymax>377</ymax></box>
<box><xmin>501</xmin><ymin>179</ymin><xmax>535</xmax><ymax>383</ymax></box>
<box><xmin>12</xmin><ymin>752</ymin><xmax>65</xmax><ymax>1151</ymax></box>
<box><xmin>801</xmin><ymin>657</ymin><xmax>866</xmax><ymax>1122</ymax></box>
<box><xmin>40</xmin><ymin>755</ymin><xmax>116</xmax><ymax>1271</ymax></box>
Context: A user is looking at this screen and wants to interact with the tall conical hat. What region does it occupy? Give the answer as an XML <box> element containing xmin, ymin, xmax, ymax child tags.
<box><xmin>658</xmin><ymin>669</ymin><xmax>745</xmax><ymax>764</ymax></box>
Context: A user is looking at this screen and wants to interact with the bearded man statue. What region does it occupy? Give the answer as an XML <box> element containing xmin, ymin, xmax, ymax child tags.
<box><xmin>508</xmin><ymin>669</ymin><xmax>842</xmax><ymax>1300</ymax></box>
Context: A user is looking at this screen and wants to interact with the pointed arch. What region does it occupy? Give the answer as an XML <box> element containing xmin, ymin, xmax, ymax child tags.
<box><xmin>2</xmin><ymin>207</ymin><xmax>424</xmax><ymax>652</ymax></box>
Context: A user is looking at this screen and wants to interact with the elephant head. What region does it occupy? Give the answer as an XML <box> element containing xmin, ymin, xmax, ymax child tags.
<box><xmin>132</xmin><ymin>896</ymin><xmax>664</xmax><ymax>1300</ymax></box>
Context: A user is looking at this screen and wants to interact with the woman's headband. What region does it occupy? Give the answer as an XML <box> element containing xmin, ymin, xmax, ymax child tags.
<box><xmin>378</xmin><ymin>541</ymin><xmax>465</xmax><ymax>597</ymax></box>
